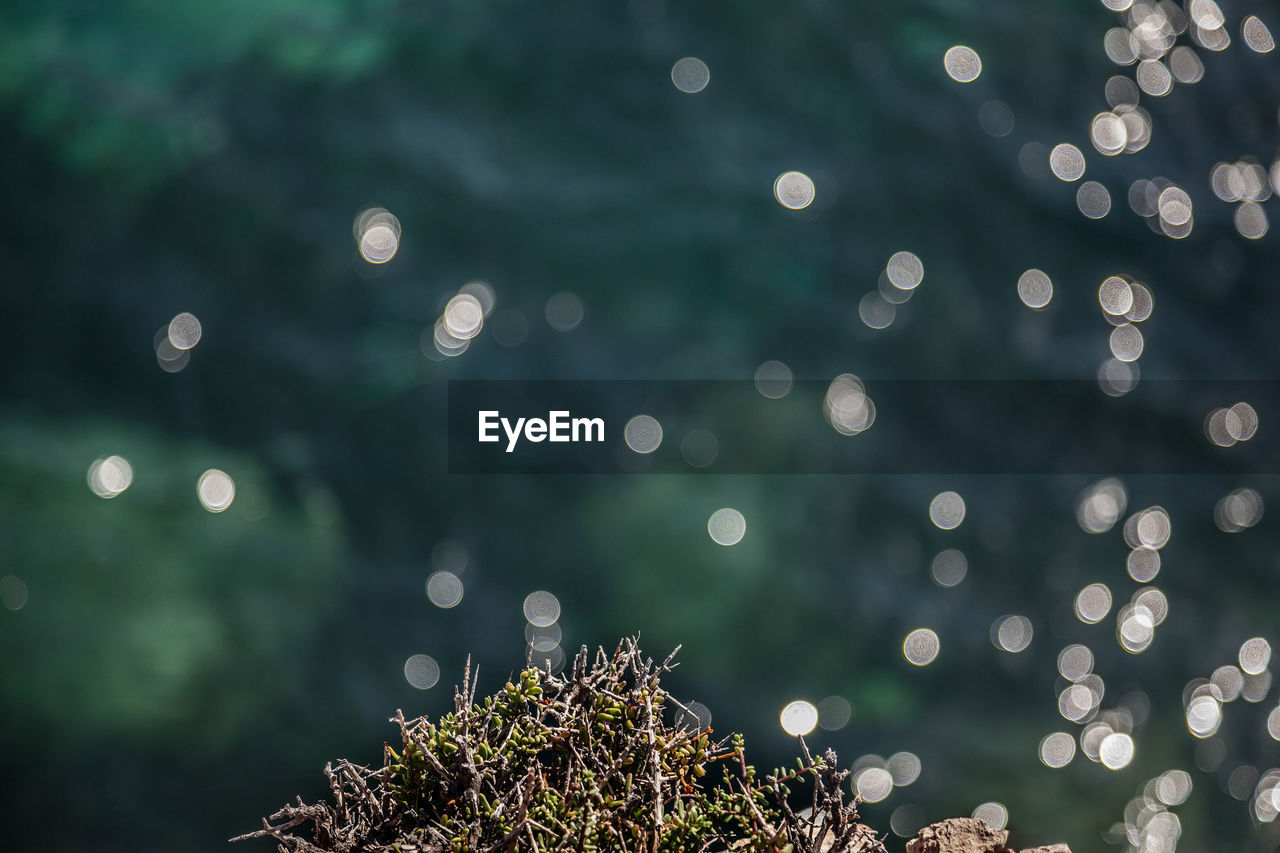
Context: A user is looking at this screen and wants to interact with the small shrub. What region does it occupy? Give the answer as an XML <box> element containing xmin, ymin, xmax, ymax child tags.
<box><xmin>234</xmin><ymin>637</ymin><xmax>881</xmax><ymax>852</ymax></box>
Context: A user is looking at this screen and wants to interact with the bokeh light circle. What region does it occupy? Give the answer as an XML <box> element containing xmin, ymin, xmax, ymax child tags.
<box><xmin>707</xmin><ymin>508</ymin><xmax>747</xmax><ymax>546</ymax></box>
<box><xmin>780</xmin><ymin>700</ymin><xmax>818</xmax><ymax>736</ymax></box>
<box><xmin>943</xmin><ymin>46</ymin><xmax>983</xmax><ymax>82</ymax></box>
<box><xmin>1039</xmin><ymin>732</ymin><xmax>1077</xmax><ymax>768</ymax></box>
<box><xmin>404</xmin><ymin>654</ymin><xmax>440</xmax><ymax>690</ymax></box>
<box><xmin>773</xmin><ymin>171</ymin><xmax>815</xmax><ymax>210</ymax></box>
<box><xmin>903</xmin><ymin>628</ymin><xmax>940</xmax><ymax>666</ymax></box>
<box><xmin>523</xmin><ymin>590</ymin><xmax>561</xmax><ymax>627</ymax></box>
<box><xmin>670</xmin><ymin>57</ymin><xmax>710</xmax><ymax>93</ymax></box>
<box><xmin>929</xmin><ymin>491</ymin><xmax>966</xmax><ymax>530</ymax></box>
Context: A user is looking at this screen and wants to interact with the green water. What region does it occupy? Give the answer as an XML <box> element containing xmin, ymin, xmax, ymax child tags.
<box><xmin>1</xmin><ymin>1</ymin><xmax>1278</xmax><ymax>850</ymax></box>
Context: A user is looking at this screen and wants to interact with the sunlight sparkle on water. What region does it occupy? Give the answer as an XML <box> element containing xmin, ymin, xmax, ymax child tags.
<box><xmin>1050</xmin><ymin>144</ymin><xmax>1086</xmax><ymax>181</ymax></box>
<box><xmin>993</xmin><ymin>615</ymin><xmax>1033</xmax><ymax>653</ymax></box>
<box><xmin>1078</xmin><ymin>181</ymin><xmax>1112</xmax><ymax>218</ymax></box>
<box><xmin>1215</xmin><ymin>488</ymin><xmax>1263</xmax><ymax>533</ymax></box>
<box><xmin>1098</xmin><ymin>276</ymin><xmax>1134</xmax><ymax>315</ymax></box>
<box><xmin>427</xmin><ymin>571</ymin><xmax>464</xmax><ymax>608</ymax></box>
<box><xmin>1091</xmin><ymin>112</ymin><xmax>1128</xmax><ymax>155</ymax></box>
<box><xmin>888</xmin><ymin>751</ymin><xmax>921</xmax><ymax>786</ymax></box>
<box><xmin>943</xmin><ymin>46</ymin><xmax>982</xmax><ymax>82</ymax></box>
<box><xmin>1267</xmin><ymin>707</ymin><xmax>1280</xmax><ymax>741</ymax></box>
<box><xmin>1156</xmin><ymin>770</ymin><xmax>1193</xmax><ymax>806</ymax></box>
<box><xmin>754</xmin><ymin>360</ymin><xmax>793</xmax><ymax>399</ymax></box>
<box><xmin>931</xmin><ymin>549</ymin><xmax>967</xmax><ymax>587</ymax></box>
<box><xmin>824</xmin><ymin>375</ymin><xmax>875</xmax><ymax>435</ymax></box>
<box><xmin>1059</xmin><ymin>682</ymin><xmax>1101</xmax><ymax>723</ymax></box>
<box><xmin>197</xmin><ymin>469</ymin><xmax>235</xmax><ymax>513</ymax></box>
<box><xmin>929</xmin><ymin>491</ymin><xmax>966</xmax><ymax>530</ymax></box>
<box><xmin>1127</xmin><ymin>547</ymin><xmax>1161</xmax><ymax>582</ymax></box>
<box><xmin>886</xmin><ymin>251</ymin><xmax>924</xmax><ymax>291</ymax></box>
<box><xmin>1099</xmin><ymin>732</ymin><xmax>1135</xmax><ymax>770</ymax></box>
<box><xmin>525</xmin><ymin>622</ymin><xmax>561</xmax><ymax>652</ymax></box>
<box><xmin>1058</xmin><ymin>644</ymin><xmax>1095</xmax><ymax>682</ymax></box>
<box><xmin>443</xmin><ymin>294</ymin><xmax>485</xmax><ymax>340</ymax></box>
<box><xmin>670</xmin><ymin>57</ymin><xmax>710</xmax><ymax>93</ymax></box>
<box><xmin>1110</xmin><ymin>323</ymin><xmax>1144</xmax><ymax>361</ymax></box>
<box><xmin>773</xmin><ymin>171</ymin><xmax>815</xmax><ymax>210</ymax></box>
<box><xmin>1205</xmin><ymin>402</ymin><xmax>1258</xmax><ymax>447</ymax></box>
<box><xmin>1186</xmin><ymin>693</ymin><xmax>1222</xmax><ymax>737</ymax></box>
<box><xmin>624</xmin><ymin>415</ymin><xmax>663</xmax><ymax>453</ymax></box>
<box><xmin>1243</xmin><ymin>16</ymin><xmax>1276</xmax><ymax>52</ymax></box>
<box><xmin>1017</xmin><ymin>269</ymin><xmax>1053</xmax><ymax>309</ymax></box>
<box><xmin>859</xmin><ymin>292</ymin><xmax>896</xmax><ymax>330</ymax></box>
<box><xmin>404</xmin><ymin>654</ymin><xmax>440</xmax><ymax>690</ymax></box>
<box><xmin>354</xmin><ymin>207</ymin><xmax>400</xmax><ymax>264</ymax></box>
<box><xmin>1136</xmin><ymin>59</ymin><xmax>1172</xmax><ymax>96</ymax></box>
<box><xmin>1105</xmin><ymin>75</ymin><xmax>1139</xmax><ymax>107</ymax></box>
<box><xmin>1076</xmin><ymin>583</ymin><xmax>1113</xmax><ymax>624</ymax></box>
<box><xmin>856</xmin><ymin>768</ymin><xmax>894</xmax><ymax>803</ymax></box>
<box><xmin>1117</xmin><ymin>601</ymin><xmax>1157</xmax><ymax>653</ymax></box>
<box><xmin>972</xmin><ymin>803</ymin><xmax>1007</xmax><ymax>832</ymax></box>
<box><xmin>817</xmin><ymin>695</ymin><xmax>853</xmax><ymax>731</ymax></box>
<box><xmin>1240</xmin><ymin>638</ymin><xmax>1272</xmax><ymax>675</ymax></box>
<box><xmin>1125</xmin><ymin>282</ymin><xmax>1154</xmax><ymax>322</ymax></box>
<box><xmin>1077</xmin><ymin>478</ymin><xmax>1127</xmax><ymax>533</ymax></box>
<box><xmin>168</xmin><ymin>312</ymin><xmax>202</xmax><ymax>350</ymax></box>
<box><xmin>1040</xmin><ymin>732</ymin><xmax>1077</xmax><ymax>768</ymax></box>
<box><xmin>1167</xmin><ymin>46</ymin><xmax>1204</xmax><ymax>86</ymax></box>
<box><xmin>1125</xmin><ymin>507</ymin><xmax>1171</xmax><ymax>550</ymax></box>
<box><xmin>523</xmin><ymin>591</ymin><xmax>561</xmax><ymax>627</ymax></box>
<box><xmin>88</xmin><ymin>455</ymin><xmax>133</xmax><ymax>499</ymax></box>
<box><xmin>1236</xmin><ymin>202</ymin><xmax>1270</xmax><ymax>239</ymax></box>
<box><xmin>1104</xmin><ymin>27</ymin><xmax>1139</xmax><ymax>66</ymax></box>
<box><xmin>707</xmin><ymin>508</ymin><xmax>747</xmax><ymax>546</ymax></box>
<box><xmin>1207</xmin><ymin>666</ymin><xmax>1243</xmax><ymax>703</ymax></box>
<box><xmin>903</xmin><ymin>628</ymin><xmax>940</xmax><ymax>666</ymax></box>
<box><xmin>780</xmin><ymin>700</ymin><xmax>818</xmax><ymax>736</ymax></box>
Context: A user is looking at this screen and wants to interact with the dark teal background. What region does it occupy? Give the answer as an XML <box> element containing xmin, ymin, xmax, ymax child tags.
<box><xmin>1</xmin><ymin>1</ymin><xmax>1278</xmax><ymax>850</ymax></box>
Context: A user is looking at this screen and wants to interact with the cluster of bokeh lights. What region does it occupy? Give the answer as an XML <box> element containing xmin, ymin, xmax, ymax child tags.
<box><xmin>155</xmin><ymin>311</ymin><xmax>202</xmax><ymax>373</ymax></box>
<box><xmin>87</xmin><ymin>455</ymin><xmax>133</xmax><ymax>498</ymax></box>
<box><xmin>1204</xmin><ymin>401</ymin><xmax>1259</xmax><ymax>447</ymax></box>
<box><xmin>428</xmin><ymin>281</ymin><xmax>496</xmax><ymax>359</ymax></box>
<box><xmin>85</xmin><ymin>454</ymin><xmax>239</xmax><ymax>515</ymax></box>
<box><xmin>354</xmin><ymin>207</ymin><xmax>401</xmax><ymax>264</ymax></box>
<box><xmin>824</xmin><ymin>374</ymin><xmax>876</xmax><ymax>435</ymax></box>
<box><xmin>354</xmin><ymin>13</ymin><xmax>1280</xmax><ymax>852</ymax></box>
<box><xmin>1093</xmin><ymin>0</ymin><xmax>1280</xmax><ymax>243</ymax></box>
<box><xmin>50</xmin><ymin>16</ymin><xmax>1279</xmax><ymax>850</ymax></box>
<box><xmin>857</xmin><ymin>251</ymin><xmax>924</xmax><ymax>330</ymax></box>
<box><xmin>426</xmin><ymin>539</ymin><xmax>467</xmax><ymax>611</ymax></box>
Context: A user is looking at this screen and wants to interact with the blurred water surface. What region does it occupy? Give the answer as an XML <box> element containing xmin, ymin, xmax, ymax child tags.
<box><xmin>1</xmin><ymin>1</ymin><xmax>1279</xmax><ymax>850</ymax></box>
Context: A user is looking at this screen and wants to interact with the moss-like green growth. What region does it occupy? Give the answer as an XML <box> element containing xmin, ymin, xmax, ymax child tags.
<box><xmin>234</xmin><ymin>638</ymin><xmax>884</xmax><ymax>852</ymax></box>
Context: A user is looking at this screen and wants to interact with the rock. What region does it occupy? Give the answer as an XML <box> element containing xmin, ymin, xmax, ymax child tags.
<box><xmin>906</xmin><ymin>818</ymin><xmax>1009</xmax><ymax>853</ymax></box>
<box><xmin>903</xmin><ymin>818</ymin><xmax>1071</xmax><ymax>853</ymax></box>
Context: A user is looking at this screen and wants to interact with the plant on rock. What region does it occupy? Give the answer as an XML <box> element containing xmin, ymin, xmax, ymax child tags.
<box><xmin>235</xmin><ymin>637</ymin><xmax>1068</xmax><ymax>853</ymax></box>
